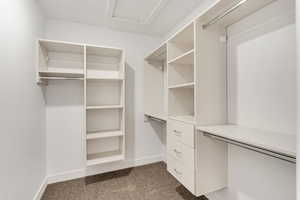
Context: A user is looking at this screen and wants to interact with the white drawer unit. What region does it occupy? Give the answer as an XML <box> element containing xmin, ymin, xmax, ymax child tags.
<box><xmin>167</xmin><ymin>119</ymin><xmax>227</xmax><ymax>196</ymax></box>
<box><xmin>168</xmin><ymin>119</ymin><xmax>194</xmax><ymax>148</ymax></box>
<box><xmin>167</xmin><ymin>119</ymin><xmax>195</xmax><ymax>193</ymax></box>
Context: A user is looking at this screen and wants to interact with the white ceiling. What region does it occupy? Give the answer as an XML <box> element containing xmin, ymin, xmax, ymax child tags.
<box><xmin>38</xmin><ymin>0</ymin><xmax>205</xmax><ymax>37</ymax></box>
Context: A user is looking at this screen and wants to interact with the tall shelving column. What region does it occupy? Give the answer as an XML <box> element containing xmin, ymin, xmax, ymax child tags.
<box><xmin>85</xmin><ymin>45</ymin><xmax>125</xmax><ymax>166</ymax></box>
<box><xmin>167</xmin><ymin>22</ymin><xmax>195</xmax><ymax>124</ymax></box>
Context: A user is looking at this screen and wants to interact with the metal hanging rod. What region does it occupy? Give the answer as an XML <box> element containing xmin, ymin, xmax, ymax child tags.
<box><xmin>203</xmin><ymin>132</ymin><xmax>296</xmax><ymax>164</ymax></box>
<box><xmin>145</xmin><ymin>115</ymin><xmax>166</xmax><ymax>123</ymax></box>
<box><xmin>202</xmin><ymin>0</ymin><xmax>249</xmax><ymax>29</ymax></box>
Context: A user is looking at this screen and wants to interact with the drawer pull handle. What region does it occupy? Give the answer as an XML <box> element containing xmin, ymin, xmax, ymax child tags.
<box><xmin>174</xmin><ymin>168</ymin><xmax>182</xmax><ymax>175</ymax></box>
<box><xmin>173</xmin><ymin>130</ymin><xmax>182</xmax><ymax>136</ymax></box>
<box><xmin>173</xmin><ymin>149</ymin><xmax>182</xmax><ymax>154</ymax></box>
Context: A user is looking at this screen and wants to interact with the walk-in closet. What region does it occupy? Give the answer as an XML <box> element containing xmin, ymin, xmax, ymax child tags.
<box><xmin>1</xmin><ymin>0</ymin><xmax>298</xmax><ymax>200</ymax></box>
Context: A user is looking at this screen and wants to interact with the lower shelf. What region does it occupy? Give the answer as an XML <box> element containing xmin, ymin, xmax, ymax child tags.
<box><xmin>86</xmin><ymin>130</ymin><xmax>124</xmax><ymax>140</ymax></box>
<box><xmin>87</xmin><ymin>151</ymin><xmax>124</xmax><ymax>166</ymax></box>
<box><xmin>169</xmin><ymin>115</ymin><xmax>195</xmax><ymax>124</ymax></box>
<box><xmin>39</xmin><ymin>69</ymin><xmax>84</xmax><ymax>78</ymax></box>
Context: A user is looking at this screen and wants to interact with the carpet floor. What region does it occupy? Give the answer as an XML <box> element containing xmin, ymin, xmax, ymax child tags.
<box><xmin>42</xmin><ymin>162</ymin><xmax>207</xmax><ymax>200</ymax></box>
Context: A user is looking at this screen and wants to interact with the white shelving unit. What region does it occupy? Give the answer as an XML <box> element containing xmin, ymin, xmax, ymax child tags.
<box><xmin>144</xmin><ymin>0</ymin><xmax>295</xmax><ymax>198</ymax></box>
<box><xmin>37</xmin><ymin>39</ymin><xmax>126</xmax><ymax>167</ymax></box>
<box><xmin>85</xmin><ymin>45</ymin><xmax>125</xmax><ymax>166</ymax></box>
<box><xmin>168</xmin><ymin>23</ymin><xmax>194</xmax><ymax>61</ymax></box>
<box><xmin>144</xmin><ymin>43</ymin><xmax>168</xmax><ymax>122</ymax></box>
<box><xmin>167</xmin><ymin>22</ymin><xmax>195</xmax><ymax>122</ymax></box>
<box><xmin>37</xmin><ymin>39</ymin><xmax>85</xmax><ymax>83</ymax></box>
<box><xmin>86</xmin><ymin>105</ymin><xmax>123</xmax><ymax>110</ymax></box>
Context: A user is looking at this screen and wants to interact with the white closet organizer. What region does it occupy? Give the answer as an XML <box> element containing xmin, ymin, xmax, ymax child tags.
<box><xmin>168</xmin><ymin>23</ymin><xmax>195</xmax><ymax>125</ymax></box>
<box><xmin>37</xmin><ymin>39</ymin><xmax>126</xmax><ymax>166</ymax></box>
<box><xmin>144</xmin><ymin>43</ymin><xmax>167</xmax><ymax>122</ymax></box>
<box><xmin>85</xmin><ymin>45</ymin><xmax>125</xmax><ymax>166</ymax></box>
<box><xmin>37</xmin><ymin>39</ymin><xmax>85</xmax><ymax>83</ymax></box>
<box><xmin>144</xmin><ymin>0</ymin><xmax>296</xmax><ymax>197</ymax></box>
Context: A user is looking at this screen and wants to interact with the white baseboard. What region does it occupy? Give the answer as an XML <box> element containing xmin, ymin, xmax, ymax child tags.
<box><xmin>134</xmin><ymin>154</ymin><xmax>165</xmax><ymax>166</ymax></box>
<box><xmin>46</xmin><ymin>154</ymin><xmax>165</xmax><ymax>185</ymax></box>
<box><xmin>47</xmin><ymin>168</ymin><xmax>85</xmax><ymax>184</ymax></box>
<box><xmin>33</xmin><ymin>177</ymin><xmax>48</xmax><ymax>200</ymax></box>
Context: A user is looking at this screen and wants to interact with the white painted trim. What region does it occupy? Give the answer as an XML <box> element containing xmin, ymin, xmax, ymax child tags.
<box><xmin>47</xmin><ymin>169</ymin><xmax>86</xmax><ymax>184</ymax></box>
<box><xmin>134</xmin><ymin>154</ymin><xmax>165</xmax><ymax>166</ymax></box>
<box><xmin>107</xmin><ymin>0</ymin><xmax>169</xmax><ymax>25</ymax></box>
<box><xmin>47</xmin><ymin>154</ymin><xmax>165</xmax><ymax>184</ymax></box>
<box><xmin>33</xmin><ymin>177</ymin><xmax>48</xmax><ymax>200</ymax></box>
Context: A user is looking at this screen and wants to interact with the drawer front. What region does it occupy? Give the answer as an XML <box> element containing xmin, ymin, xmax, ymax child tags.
<box><xmin>167</xmin><ymin>153</ymin><xmax>195</xmax><ymax>193</ymax></box>
<box><xmin>167</xmin><ymin>138</ymin><xmax>182</xmax><ymax>159</ymax></box>
<box><xmin>167</xmin><ymin>154</ymin><xmax>183</xmax><ymax>182</ymax></box>
<box><xmin>167</xmin><ymin>141</ymin><xmax>195</xmax><ymax>171</ymax></box>
<box><xmin>168</xmin><ymin>119</ymin><xmax>194</xmax><ymax>148</ymax></box>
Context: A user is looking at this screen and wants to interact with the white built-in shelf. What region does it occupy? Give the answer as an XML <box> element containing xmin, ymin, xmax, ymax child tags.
<box><xmin>86</xmin><ymin>130</ymin><xmax>124</xmax><ymax>140</ymax></box>
<box><xmin>39</xmin><ymin>69</ymin><xmax>84</xmax><ymax>78</ymax></box>
<box><xmin>145</xmin><ymin>43</ymin><xmax>167</xmax><ymax>62</ymax></box>
<box><xmin>87</xmin><ymin>151</ymin><xmax>124</xmax><ymax>166</ymax></box>
<box><xmin>169</xmin><ymin>115</ymin><xmax>195</xmax><ymax>124</ymax></box>
<box><xmin>145</xmin><ymin>113</ymin><xmax>167</xmax><ymax>121</ymax></box>
<box><xmin>168</xmin><ymin>49</ymin><xmax>194</xmax><ymax>65</ymax></box>
<box><xmin>40</xmin><ymin>77</ymin><xmax>84</xmax><ymax>80</ymax></box>
<box><xmin>196</xmin><ymin>125</ymin><xmax>296</xmax><ymax>158</ymax></box>
<box><xmin>86</xmin><ymin>105</ymin><xmax>123</xmax><ymax>110</ymax></box>
<box><xmin>168</xmin><ymin>82</ymin><xmax>194</xmax><ymax>89</ymax></box>
<box><xmin>86</xmin><ymin>76</ymin><xmax>124</xmax><ymax>81</ymax></box>
<box><xmin>86</xmin><ymin>70</ymin><xmax>123</xmax><ymax>80</ymax></box>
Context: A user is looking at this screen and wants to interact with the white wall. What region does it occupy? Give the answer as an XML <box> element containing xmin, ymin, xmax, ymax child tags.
<box><xmin>225</xmin><ymin>1</ymin><xmax>296</xmax><ymax>200</ymax></box>
<box><xmin>44</xmin><ymin>20</ymin><xmax>164</xmax><ymax>180</ymax></box>
<box><xmin>297</xmin><ymin>0</ymin><xmax>300</xmax><ymax>199</ymax></box>
<box><xmin>0</xmin><ymin>1</ymin><xmax>46</xmax><ymax>200</ymax></box>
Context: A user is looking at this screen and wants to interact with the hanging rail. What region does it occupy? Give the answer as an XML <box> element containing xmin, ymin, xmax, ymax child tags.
<box><xmin>203</xmin><ymin>132</ymin><xmax>296</xmax><ymax>164</ymax></box>
<box><xmin>202</xmin><ymin>0</ymin><xmax>249</xmax><ymax>29</ymax></box>
<box><xmin>145</xmin><ymin>114</ymin><xmax>166</xmax><ymax>123</ymax></box>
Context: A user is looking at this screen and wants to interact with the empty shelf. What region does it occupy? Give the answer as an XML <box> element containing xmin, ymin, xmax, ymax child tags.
<box><xmin>145</xmin><ymin>113</ymin><xmax>167</xmax><ymax>122</ymax></box>
<box><xmin>87</xmin><ymin>76</ymin><xmax>124</xmax><ymax>81</ymax></box>
<box><xmin>40</xmin><ymin>77</ymin><xmax>84</xmax><ymax>80</ymax></box>
<box><xmin>168</xmin><ymin>82</ymin><xmax>194</xmax><ymax>89</ymax></box>
<box><xmin>145</xmin><ymin>43</ymin><xmax>167</xmax><ymax>62</ymax></box>
<box><xmin>197</xmin><ymin>125</ymin><xmax>296</xmax><ymax>161</ymax></box>
<box><xmin>169</xmin><ymin>115</ymin><xmax>195</xmax><ymax>124</ymax></box>
<box><xmin>87</xmin><ymin>70</ymin><xmax>121</xmax><ymax>80</ymax></box>
<box><xmin>86</xmin><ymin>105</ymin><xmax>123</xmax><ymax>110</ymax></box>
<box><xmin>87</xmin><ymin>151</ymin><xmax>124</xmax><ymax>166</ymax></box>
<box><xmin>39</xmin><ymin>69</ymin><xmax>84</xmax><ymax>78</ymax></box>
<box><xmin>87</xmin><ymin>130</ymin><xmax>124</xmax><ymax>140</ymax></box>
<box><xmin>168</xmin><ymin>49</ymin><xmax>194</xmax><ymax>65</ymax></box>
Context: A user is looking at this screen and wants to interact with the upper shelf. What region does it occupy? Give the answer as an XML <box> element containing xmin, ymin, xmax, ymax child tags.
<box><xmin>168</xmin><ymin>49</ymin><xmax>194</xmax><ymax>65</ymax></box>
<box><xmin>196</xmin><ymin>124</ymin><xmax>296</xmax><ymax>159</ymax></box>
<box><xmin>145</xmin><ymin>113</ymin><xmax>167</xmax><ymax>122</ymax></box>
<box><xmin>39</xmin><ymin>69</ymin><xmax>84</xmax><ymax>78</ymax></box>
<box><xmin>145</xmin><ymin>43</ymin><xmax>167</xmax><ymax>62</ymax></box>
<box><xmin>168</xmin><ymin>22</ymin><xmax>194</xmax><ymax>61</ymax></box>
<box><xmin>168</xmin><ymin>82</ymin><xmax>194</xmax><ymax>89</ymax></box>
<box><xmin>198</xmin><ymin>0</ymin><xmax>276</xmax><ymax>29</ymax></box>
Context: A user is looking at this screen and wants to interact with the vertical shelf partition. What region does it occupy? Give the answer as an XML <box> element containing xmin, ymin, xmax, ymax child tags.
<box><xmin>85</xmin><ymin>45</ymin><xmax>125</xmax><ymax>166</ymax></box>
<box><xmin>167</xmin><ymin>22</ymin><xmax>195</xmax><ymax>124</ymax></box>
<box><xmin>37</xmin><ymin>40</ymin><xmax>126</xmax><ymax>167</ymax></box>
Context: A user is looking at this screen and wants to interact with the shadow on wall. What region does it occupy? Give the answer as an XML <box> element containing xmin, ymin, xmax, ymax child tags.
<box><xmin>125</xmin><ymin>63</ymin><xmax>136</xmax><ymax>163</ymax></box>
<box><xmin>148</xmin><ymin>120</ymin><xmax>166</xmax><ymax>148</ymax></box>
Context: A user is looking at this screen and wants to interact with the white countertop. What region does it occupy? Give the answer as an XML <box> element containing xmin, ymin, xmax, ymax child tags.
<box><xmin>196</xmin><ymin>124</ymin><xmax>296</xmax><ymax>158</ymax></box>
